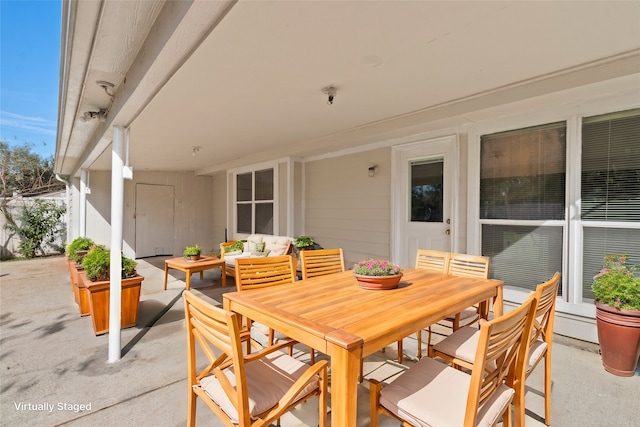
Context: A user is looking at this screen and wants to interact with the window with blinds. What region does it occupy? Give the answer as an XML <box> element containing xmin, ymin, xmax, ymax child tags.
<box><xmin>479</xmin><ymin>122</ymin><xmax>566</xmax><ymax>292</ymax></box>
<box><xmin>581</xmin><ymin>109</ymin><xmax>640</xmax><ymax>222</ymax></box>
<box><xmin>480</xmin><ymin>122</ymin><xmax>566</xmax><ymax>220</ymax></box>
<box><xmin>581</xmin><ymin>109</ymin><xmax>640</xmax><ymax>302</ymax></box>
<box><xmin>482</xmin><ymin>224</ymin><xmax>563</xmax><ymax>291</ymax></box>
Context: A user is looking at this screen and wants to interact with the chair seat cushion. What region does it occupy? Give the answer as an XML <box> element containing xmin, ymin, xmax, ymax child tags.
<box><xmin>200</xmin><ymin>350</ymin><xmax>317</xmax><ymax>423</ymax></box>
<box><xmin>527</xmin><ymin>339</ymin><xmax>548</xmax><ymax>373</ymax></box>
<box><xmin>380</xmin><ymin>357</ymin><xmax>513</xmax><ymax>427</ymax></box>
<box><xmin>434</xmin><ymin>328</ymin><xmax>549</xmax><ymax>374</ymax></box>
<box><xmin>432</xmin><ymin>326</ymin><xmax>479</xmax><ymax>364</ymax></box>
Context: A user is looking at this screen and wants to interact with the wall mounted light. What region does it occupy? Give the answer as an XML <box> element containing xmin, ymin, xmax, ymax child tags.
<box><xmin>368</xmin><ymin>165</ymin><xmax>378</xmax><ymax>177</ymax></box>
<box><xmin>192</xmin><ymin>146</ymin><xmax>201</xmax><ymax>156</ymax></box>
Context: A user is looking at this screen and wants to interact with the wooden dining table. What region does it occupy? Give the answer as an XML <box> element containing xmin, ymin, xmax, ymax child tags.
<box><xmin>223</xmin><ymin>268</ymin><xmax>503</xmax><ymax>426</ymax></box>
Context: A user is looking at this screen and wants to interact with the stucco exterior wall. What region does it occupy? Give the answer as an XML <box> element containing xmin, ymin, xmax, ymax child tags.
<box><xmin>304</xmin><ymin>147</ymin><xmax>391</xmax><ymax>268</ymax></box>
<box><xmin>79</xmin><ymin>170</ymin><xmax>215</xmax><ymax>259</ymax></box>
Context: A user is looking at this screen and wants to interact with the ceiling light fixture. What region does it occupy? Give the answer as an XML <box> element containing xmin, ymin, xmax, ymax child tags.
<box><xmin>322</xmin><ymin>86</ymin><xmax>337</xmax><ymax>105</ymax></box>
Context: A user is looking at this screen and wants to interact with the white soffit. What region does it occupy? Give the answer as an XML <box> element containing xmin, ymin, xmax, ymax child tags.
<box><xmin>86</xmin><ymin>0</ymin><xmax>640</xmax><ymax>173</ymax></box>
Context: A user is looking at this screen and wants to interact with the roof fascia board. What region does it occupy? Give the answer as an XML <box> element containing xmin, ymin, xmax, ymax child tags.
<box><xmin>55</xmin><ymin>0</ymin><xmax>103</xmax><ymax>175</ymax></box>
<box><xmin>71</xmin><ymin>0</ymin><xmax>237</xmax><ymax>177</ymax></box>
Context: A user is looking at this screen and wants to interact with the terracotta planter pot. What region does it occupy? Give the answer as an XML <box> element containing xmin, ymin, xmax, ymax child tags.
<box><xmin>81</xmin><ymin>274</ymin><xmax>144</xmax><ymax>336</ymax></box>
<box><xmin>595</xmin><ymin>302</ymin><xmax>640</xmax><ymax>377</ymax></box>
<box><xmin>354</xmin><ymin>273</ymin><xmax>403</xmax><ymax>290</ymax></box>
<box><xmin>67</xmin><ymin>259</ymin><xmax>77</xmax><ymax>294</ymax></box>
<box><xmin>75</xmin><ymin>269</ymin><xmax>91</xmax><ymax>316</ymax></box>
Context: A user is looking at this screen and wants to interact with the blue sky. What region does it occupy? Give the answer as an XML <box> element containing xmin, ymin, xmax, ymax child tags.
<box><xmin>0</xmin><ymin>0</ymin><xmax>61</xmax><ymax>159</ymax></box>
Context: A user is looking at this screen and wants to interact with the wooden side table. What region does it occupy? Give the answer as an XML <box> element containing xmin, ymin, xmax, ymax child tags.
<box><xmin>163</xmin><ymin>256</ymin><xmax>226</xmax><ymax>290</ymax></box>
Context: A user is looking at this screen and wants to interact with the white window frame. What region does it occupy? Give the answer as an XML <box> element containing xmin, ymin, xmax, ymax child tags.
<box><xmin>468</xmin><ymin>94</ymin><xmax>640</xmax><ymax>320</ymax></box>
<box><xmin>230</xmin><ymin>160</ymin><xmax>279</xmax><ymax>238</ymax></box>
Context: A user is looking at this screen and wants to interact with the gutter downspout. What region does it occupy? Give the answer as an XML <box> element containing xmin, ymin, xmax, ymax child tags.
<box><xmin>55</xmin><ymin>174</ymin><xmax>71</xmax><ymax>244</ymax></box>
<box><xmin>80</xmin><ymin>169</ymin><xmax>89</xmax><ymax>236</ymax></box>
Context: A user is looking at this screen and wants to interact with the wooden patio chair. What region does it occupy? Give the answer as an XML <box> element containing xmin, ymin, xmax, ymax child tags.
<box><xmin>235</xmin><ymin>255</ymin><xmax>315</xmax><ymax>363</ymax></box>
<box><xmin>183</xmin><ymin>290</ymin><xmax>328</xmax><ymax>427</ymax></box>
<box><xmin>396</xmin><ymin>249</ymin><xmax>450</xmax><ymax>362</ymax></box>
<box><xmin>369</xmin><ymin>293</ymin><xmax>537</xmax><ymax>427</ymax></box>
<box><xmin>299</xmin><ymin>248</ymin><xmax>345</xmax><ymax>374</ymax></box>
<box><xmin>445</xmin><ymin>253</ymin><xmax>491</xmax><ymax>327</ymax></box>
<box><xmin>432</xmin><ymin>272</ymin><xmax>561</xmax><ymax>426</ymax></box>
<box><xmin>424</xmin><ymin>253</ymin><xmax>491</xmax><ymax>356</ymax></box>
<box><xmin>299</xmin><ymin>248</ymin><xmax>345</xmax><ymax>280</ymax></box>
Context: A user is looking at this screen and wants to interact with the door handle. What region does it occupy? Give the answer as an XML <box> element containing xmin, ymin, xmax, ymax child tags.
<box><xmin>445</xmin><ymin>229</ymin><xmax>450</xmax><ymax>235</ymax></box>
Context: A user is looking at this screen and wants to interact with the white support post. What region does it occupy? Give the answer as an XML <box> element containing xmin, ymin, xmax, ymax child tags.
<box><xmin>108</xmin><ymin>126</ymin><xmax>125</xmax><ymax>363</ymax></box>
<box><xmin>80</xmin><ymin>169</ymin><xmax>88</xmax><ymax>236</ymax></box>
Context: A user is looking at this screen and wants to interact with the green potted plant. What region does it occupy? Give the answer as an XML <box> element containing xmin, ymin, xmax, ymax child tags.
<box><xmin>67</xmin><ymin>236</ymin><xmax>95</xmax><ymax>264</ymax></box>
<box><xmin>66</xmin><ymin>237</ymin><xmax>95</xmax><ymax>314</ymax></box>
<box><xmin>183</xmin><ymin>244</ymin><xmax>202</xmax><ymax>261</ymax></box>
<box><xmin>80</xmin><ymin>245</ymin><xmax>144</xmax><ymax>335</ymax></box>
<box><xmin>352</xmin><ymin>259</ymin><xmax>403</xmax><ymax>290</ymax></box>
<box><xmin>294</xmin><ymin>236</ymin><xmax>316</xmax><ymax>250</ymax></box>
<box><xmin>592</xmin><ymin>254</ymin><xmax>640</xmax><ymax>377</ymax></box>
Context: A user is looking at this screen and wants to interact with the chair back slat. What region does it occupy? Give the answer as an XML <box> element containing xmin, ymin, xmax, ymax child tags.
<box><xmin>448</xmin><ymin>253</ymin><xmax>490</xmax><ymax>279</ymax></box>
<box><xmin>300</xmin><ymin>249</ymin><xmax>345</xmax><ymax>280</ymax></box>
<box><xmin>235</xmin><ymin>255</ymin><xmax>296</xmax><ymax>291</ymax></box>
<box><xmin>415</xmin><ymin>249</ymin><xmax>450</xmax><ymax>273</ymax></box>
<box><xmin>531</xmin><ymin>272</ymin><xmax>561</xmax><ymax>346</ymax></box>
<box><xmin>465</xmin><ymin>294</ymin><xmax>537</xmax><ymax>425</ymax></box>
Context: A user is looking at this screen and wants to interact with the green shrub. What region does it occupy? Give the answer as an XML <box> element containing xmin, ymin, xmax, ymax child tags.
<box><xmin>82</xmin><ymin>245</ymin><xmax>137</xmax><ymax>281</ymax></box>
<box><xmin>4</xmin><ymin>199</ymin><xmax>66</xmax><ymax>258</ymax></box>
<box><xmin>67</xmin><ymin>237</ymin><xmax>95</xmax><ymax>263</ymax></box>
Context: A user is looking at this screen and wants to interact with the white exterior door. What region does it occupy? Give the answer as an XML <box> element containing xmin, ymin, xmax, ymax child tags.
<box><xmin>393</xmin><ymin>135</ymin><xmax>457</xmax><ymax>268</ymax></box>
<box><xmin>135</xmin><ymin>184</ymin><xmax>174</xmax><ymax>257</ymax></box>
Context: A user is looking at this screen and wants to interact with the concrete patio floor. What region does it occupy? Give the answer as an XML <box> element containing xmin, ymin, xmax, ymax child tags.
<box><xmin>1</xmin><ymin>255</ymin><xmax>638</xmax><ymax>427</ymax></box>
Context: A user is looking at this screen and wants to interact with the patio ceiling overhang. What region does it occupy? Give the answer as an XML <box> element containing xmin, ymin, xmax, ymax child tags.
<box><xmin>55</xmin><ymin>0</ymin><xmax>640</xmax><ymax>178</ymax></box>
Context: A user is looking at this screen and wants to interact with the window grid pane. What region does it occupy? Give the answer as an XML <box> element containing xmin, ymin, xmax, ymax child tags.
<box><xmin>482</xmin><ymin>224</ymin><xmax>563</xmax><ymax>294</ymax></box>
<box><xmin>255</xmin><ymin>169</ymin><xmax>274</xmax><ymax>201</ymax></box>
<box><xmin>480</xmin><ymin>122</ymin><xmax>566</xmax><ymax>220</ymax></box>
<box><xmin>410</xmin><ymin>159</ymin><xmax>443</xmax><ymax>222</ymax></box>
<box><xmin>582</xmin><ymin>227</ymin><xmax>640</xmax><ymax>301</ymax></box>
<box><xmin>581</xmin><ymin>109</ymin><xmax>640</xmax><ymax>222</ymax></box>
<box><xmin>255</xmin><ymin>203</ymin><xmax>274</xmax><ymax>234</ymax></box>
<box><xmin>236</xmin><ymin>204</ymin><xmax>251</xmax><ymax>234</ymax></box>
<box><xmin>236</xmin><ymin>173</ymin><xmax>252</xmax><ymax>202</ymax></box>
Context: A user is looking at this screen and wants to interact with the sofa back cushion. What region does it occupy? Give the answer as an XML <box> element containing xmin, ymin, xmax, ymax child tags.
<box><xmin>247</xmin><ymin>234</ymin><xmax>291</xmax><ymax>257</ymax></box>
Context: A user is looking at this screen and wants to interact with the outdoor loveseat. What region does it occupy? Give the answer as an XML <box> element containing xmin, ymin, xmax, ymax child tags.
<box><xmin>219</xmin><ymin>234</ymin><xmax>294</xmax><ymax>279</ymax></box>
